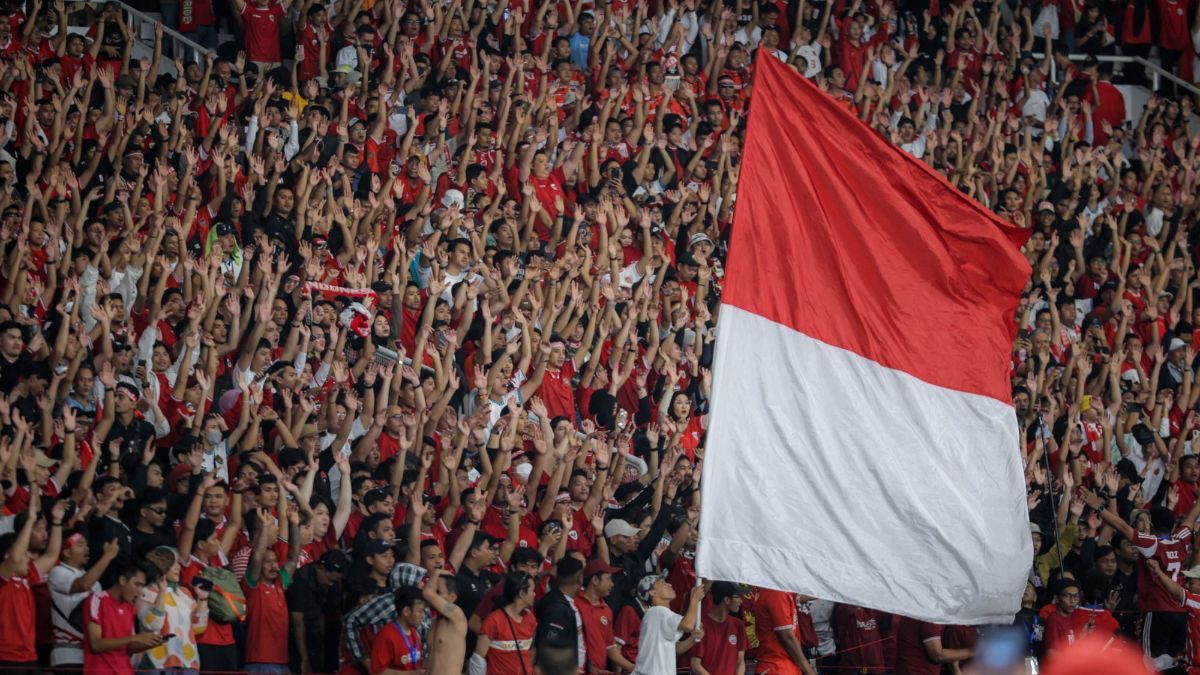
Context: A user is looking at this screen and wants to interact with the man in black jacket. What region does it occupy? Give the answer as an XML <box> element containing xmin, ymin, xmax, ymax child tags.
<box><xmin>535</xmin><ymin>556</ymin><xmax>585</xmax><ymax>668</ymax></box>
<box><xmin>605</xmin><ymin>505</ymin><xmax>679</xmax><ymax>615</ymax></box>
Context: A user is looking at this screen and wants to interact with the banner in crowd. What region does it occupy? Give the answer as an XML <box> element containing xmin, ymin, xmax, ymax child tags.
<box><xmin>697</xmin><ymin>55</ymin><xmax>1034</xmax><ymax>624</ymax></box>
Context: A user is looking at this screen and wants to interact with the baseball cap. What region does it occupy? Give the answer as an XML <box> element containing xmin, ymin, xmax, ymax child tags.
<box><xmin>442</xmin><ymin>189</ymin><xmax>465</xmax><ymax>210</ymax></box>
<box><xmin>604</xmin><ymin>519</ymin><xmax>639</xmax><ymax>538</ymax></box>
<box><xmin>33</xmin><ymin>450</ymin><xmax>57</xmax><ymax>468</ymax></box>
<box><xmin>1029</xmin><ymin>523</ymin><xmax>1042</xmax><ymax>536</ymax></box>
<box><xmin>320</xmin><ymin>549</ymin><xmax>351</xmax><ymax>574</ymax></box>
<box><xmin>1170</xmin><ymin>338</ymin><xmax>1187</xmax><ymax>351</ymax></box>
<box><xmin>689</xmin><ymin>233</ymin><xmax>714</xmax><ymax>249</ymax></box>
<box><xmin>635</xmin><ymin>572</ymin><xmax>667</xmax><ymax>603</ymax></box>
<box><xmin>215</xmin><ymin>222</ymin><xmax>236</xmax><ymax>237</ymax></box>
<box><xmin>1183</xmin><ymin>566</ymin><xmax>1200</xmax><ymax>579</ymax></box>
<box><xmin>582</xmin><ymin>559</ymin><xmax>619</xmax><ymax>580</ymax></box>
<box><xmin>300</xmin><ymin>425</ymin><xmax>320</xmax><ymax>438</ymax></box>
<box><xmin>1037</xmin><ymin>200</ymin><xmax>1055</xmax><ymax>213</ymax></box>
<box><xmin>363</xmin><ymin>539</ymin><xmax>394</xmax><ymax>557</ymax></box>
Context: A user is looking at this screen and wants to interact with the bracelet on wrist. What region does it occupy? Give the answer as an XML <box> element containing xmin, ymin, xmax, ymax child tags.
<box><xmin>595</xmin><ymin>464</ymin><xmax>609</xmax><ymax>471</ymax></box>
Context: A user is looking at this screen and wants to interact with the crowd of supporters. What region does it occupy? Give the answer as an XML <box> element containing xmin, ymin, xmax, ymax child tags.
<box><xmin>1</xmin><ymin>0</ymin><xmax>1200</xmax><ymax>671</ymax></box>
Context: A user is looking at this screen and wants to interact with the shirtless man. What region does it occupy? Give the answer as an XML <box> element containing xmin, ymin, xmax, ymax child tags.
<box><xmin>422</xmin><ymin>569</ymin><xmax>468</xmax><ymax>674</ymax></box>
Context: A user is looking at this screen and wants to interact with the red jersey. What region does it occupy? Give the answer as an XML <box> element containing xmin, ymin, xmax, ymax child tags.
<box><xmin>614</xmin><ymin>603</ymin><xmax>643</xmax><ymax>664</ymax></box>
<box><xmin>370</xmin><ymin>620</ymin><xmax>425</xmax><ymax>672</ymax></box>
<box><xmin>480</xmin><ymin>608</ymin><xmax>536</xmax><ymax>673</ymax></box>
<box><xmin>528</xmin><ymin>168</ymin><xmax>567</xmax><ymax>239</ymax></box>
<box><xmin>832</xmin><ymin>604</ymin><xmax>884</xmax><ymax>671</ymax></box>
<box><xmin>0</xmin><ymin>563</ymin><xmax>40</xmax><ymax>662</ymax></box>
<box><xmin>297</xmin><ymin>22</ymin><xmax>331</xmax><ymax>82</ymax></box>
<box><xmin>1135</xmin><ymin>527</ymin><xmax>1193</xmax><ymax>612</ymax></box>
<box><xmin>241</xmin><ymin>1</ymin><xmax>285</xmax><ymax>63</ymax></box>
<box><xmin>82</xmin><ymin>590</ymin><xmax>136</xmax><ymax>675</ymax></box>
<box><xmin>243</xmin><ymin>571</ymin><xmax>291</xmax><ymax>664</ymax></box>
<box><xmin>693</xmin><ymin>611</ymin><xmax>748</xmax><ymax>674</ymax></box>
<box><xmin>538</xmin><ymin>360</ymin><xmax>577</xmax><ymax>420</ymax></box>
<box><xmin>1183</xmin><ymin>591</ymin><xmax>1200</xmax><ymax>673</ymax></box>
<box><xmin>745</xmin><ymin>588</ymin><xmax>803</xmax><ymax>675</ymax></box>
<box><xmin>575</xmin><ymin>594</ymin><xmax>616</xmax><ymax>670</ymax></box>
<box><xmin>1156</xmin><ymin>0</ymin><xmax>1189</xmax><ymax>50</ymax></box>
<box><xmin>179</xmin><ymin>0</ymin><xmax>215</xmax><ymax>31</ymax></box>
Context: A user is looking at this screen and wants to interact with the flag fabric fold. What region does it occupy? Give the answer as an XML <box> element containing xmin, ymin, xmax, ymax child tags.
<box><xmin>696</xmin><ymin>55</ymin><xmax>1033</xmax><ymax>624</ymax></box>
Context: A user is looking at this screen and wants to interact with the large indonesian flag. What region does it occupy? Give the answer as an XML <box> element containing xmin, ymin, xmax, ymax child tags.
<box><xmin>696</xmin><ymin>55</ymin><xmax>1033</xmax><ymax>624</ymax></box>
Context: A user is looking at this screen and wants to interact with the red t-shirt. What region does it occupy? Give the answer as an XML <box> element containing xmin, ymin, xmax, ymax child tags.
<box><xmin>1044</xmin><ymin>611</ymin><xmax>1077</xmax><ymax>652</ymax></box>
<box><xmin>746</xmin><ymin>588</ymin><xmax>803</xmax><ymax>675</ymax></box>
<box><xmin>831</xmin><ymin>604</ymin><xmax>884</xmax><ymax>671</ymax></box>
<box><xmin>575</xmin><ymin>594</ymin><xmax>616</xmax><ymax>670</ymax></box>
<box><xmin>693</xmin><ymin>611</ymin><xmax>747</xmax><ymax>674</ymax></box>
<box><xmin>1156</xmin><ymin>0</ymin><xmax>1190</xmax><ymax>50</ymax></box>
<box><xmin>297</xmin><ymin>22</ymin><xmax>331</xmax><ymax>82</ymax></box>
<box><xmin>82</xmin><ymin>590</ymin><xmax>136</xmax><ymax>675</ymax></box>
<box><xmin>480</xmin><ymin>608</ymin><xmax>536</xmax><ymax>673</ymax></box>
<box><xmin>179</xmin><ymin>0</ymin><xmax>215</xmax><ymax>31</ymax></box>
<box><xmin>243</xmin><ymin>571</ymin><xmax>291</xmax><ymax>664</ymax></box>
<box><xmin>564</xmin><ymin>506</ymin><xmax>595</xmax><ymax>556</ymax></box>
<box><xmin>528</xmin><ymin>168</ymin><xmax>568</xmax><ymax>240</ymax></box>
<box><xmin>181</xmin><ymin>558</ymin><xmax>236</xmax><ymax>646</ymax></box>
<box><xmin>613</xmin><ymin>604</ymin><xmax>642</xmax><ymax>664</ymax></box>
<box><xmin>0</xmin><ymin>563</ymin><xmax>40</xmax><ymax>662</ymax></box>
<box><xmin>1135</xmin><ymin>527</ymin><xmax>1193</xmax><ymax>612</ymax></box>
<box><xmin>241</xmin><ymin>1</ymin><xmax>285</xmax><ymax>63</ymax></box>
<box><xmin>537</xmin><ymin>360</ymin><xmax>577</xmax><ymax>420</ymax></box>
<box><xmin>370</xmin><ymin>620</ymin><xmax>425</xmax><ymax>672</ymax></box>
<box><xmin>892</xmin><ymin>617</ymin><xmax>943</xmax><ymax>675</ymax></box>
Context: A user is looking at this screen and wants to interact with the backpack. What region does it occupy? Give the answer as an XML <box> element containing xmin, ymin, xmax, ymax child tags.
<box><xmin>198</xmin><ymin>567</ymin><xmax>247</xmax><ymax>623</ymax></box>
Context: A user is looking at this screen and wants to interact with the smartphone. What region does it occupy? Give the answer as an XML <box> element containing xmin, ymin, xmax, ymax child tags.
<box><xmin>1127</xmin><ymin>402</ymin><xmax>1144</xmax><ymax>413</ymax></box>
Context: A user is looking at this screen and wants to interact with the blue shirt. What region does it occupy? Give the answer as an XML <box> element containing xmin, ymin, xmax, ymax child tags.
<box><xmin>569</xmin><ymin>32</ymin><xmax>591</xmax><ymax>69</ymax></box>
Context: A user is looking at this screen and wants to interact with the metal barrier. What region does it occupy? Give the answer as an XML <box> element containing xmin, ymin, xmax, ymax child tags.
<box><xmin>63</xmin><ymin>0</ymin><xmax>214</xmax><ymax>75</ymax></box>
<box><xmin>1034</xmin><ymin>52</ymin><xmax>1200</xmax><ymax>97</ymax></box>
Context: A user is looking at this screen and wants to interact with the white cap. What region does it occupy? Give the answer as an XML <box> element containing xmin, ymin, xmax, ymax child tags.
<box><xmin>442</xmin><ymin>189</ymin><xmax>465</xmax><ymax>210</ymax></box>
<box><xmin>1170</xmin><ymin>338</ymin><xmax>1187</xmax><ymax>351</ymax></box>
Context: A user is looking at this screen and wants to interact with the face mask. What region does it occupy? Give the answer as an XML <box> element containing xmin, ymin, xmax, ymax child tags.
<box><xmin>205</xmin><ymin>430</ymin><xmax>224</xmax><ymax>444</ymax></box>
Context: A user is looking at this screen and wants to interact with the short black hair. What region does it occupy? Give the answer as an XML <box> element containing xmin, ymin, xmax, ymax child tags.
<box><xmin>394</xmin><ymin>585</ymin><xmax>424</xmax><ymax>614</ymax></box>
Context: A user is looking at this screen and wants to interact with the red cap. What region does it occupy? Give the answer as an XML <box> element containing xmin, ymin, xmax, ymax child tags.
<box><xmin>582</xmin><ymin>558</ymin><xmax>620</xmax><ymax>580</ymax></box>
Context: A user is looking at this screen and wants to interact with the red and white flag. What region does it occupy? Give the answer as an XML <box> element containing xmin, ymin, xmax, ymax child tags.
<box><xmin>696</xmin><ymin>56</ymin><xmax>1033</xmax><ymax>624</ymax></box>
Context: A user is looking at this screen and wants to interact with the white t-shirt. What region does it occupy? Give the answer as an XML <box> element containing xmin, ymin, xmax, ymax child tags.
<box><xmin>49</xmin><ymin>563</ymin><xmax>95</xmax><ymax>666</ymax></box>
<box><xmin>633</xmin><ymin>605</ymin><xmax>683</xmax><ymax>674</ymax></box>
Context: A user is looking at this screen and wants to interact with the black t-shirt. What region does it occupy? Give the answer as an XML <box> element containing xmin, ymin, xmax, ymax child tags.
<box><xmin>104</xmin><ymin>417</ymin><xmax>157</xmax><ymax>459</ymax></box>
<box><xmin>131</xmin><ymin>525</ymin><xmax>176</xmax><ymax>559</ymax></box>
<box><xmin>287</xmin><ymin>565</ymin><xmax>339</xmax><ymax>667</ymax></box>
<box><xmin>454</xmin><ymin>566</ymin><xmax>499</xmax><ymax>618</ymax></box>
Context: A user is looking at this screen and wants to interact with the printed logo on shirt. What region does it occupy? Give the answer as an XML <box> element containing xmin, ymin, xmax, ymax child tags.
<box><xmin>600</xmin><ymin>616</ymin><xmax>609</xmax><ymax>626</ymax></box>
<box><xmin>728</xmin><ymin>634</ymin><xmax>737</xmax><ymax>645</ymax></box>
